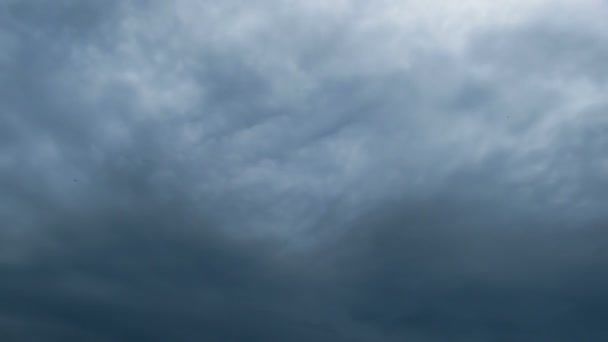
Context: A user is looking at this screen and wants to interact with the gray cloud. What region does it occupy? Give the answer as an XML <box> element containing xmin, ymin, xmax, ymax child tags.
<box><xmin>1</xmin><ymin>0</ymin><xmax>608</xmax><ymax>341</ymax></box>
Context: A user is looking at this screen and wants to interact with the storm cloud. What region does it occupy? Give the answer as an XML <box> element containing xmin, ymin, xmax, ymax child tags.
<box><xmin>1</xmin><ymin>0</ymin><xmax>608</xmax><ymax>341</ymax></box>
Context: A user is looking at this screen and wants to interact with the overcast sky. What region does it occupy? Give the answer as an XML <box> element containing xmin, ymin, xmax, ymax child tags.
<box><xmin>1</xmin><ymin>0</ymin><xmax>608</xmax><ymax>341</ymax></box>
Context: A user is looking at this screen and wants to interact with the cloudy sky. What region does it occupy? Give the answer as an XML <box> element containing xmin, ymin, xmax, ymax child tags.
<box><xmin>1</xmin><ymin>0</ymin><xmax>608</xmax><ymax>340</ymax></box>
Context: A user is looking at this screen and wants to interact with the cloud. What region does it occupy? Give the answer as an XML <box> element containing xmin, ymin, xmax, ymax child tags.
<box><xmin>1</xmin><ymin>0</ymin><xmax>608</xmax><ymax>340</ymax></box>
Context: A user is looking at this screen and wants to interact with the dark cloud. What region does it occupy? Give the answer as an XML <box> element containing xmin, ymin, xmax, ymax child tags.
<box><xmin>322</xmin><ymin>171</ymin><xmax>608</xmax><ymax>341</ymax></box>
<box><xmin>2</xmin><ymin>0</ymin><xmax>608</xmax><ymax>341</ymax></box>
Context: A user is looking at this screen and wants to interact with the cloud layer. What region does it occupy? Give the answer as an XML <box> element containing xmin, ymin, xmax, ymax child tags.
<box><xmin>1</xmin><ymin>0</ymin><xmax>608</xmax><ymax>340</ymax></box>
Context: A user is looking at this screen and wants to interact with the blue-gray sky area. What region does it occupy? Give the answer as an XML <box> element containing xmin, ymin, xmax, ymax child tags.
<box><xmin>1</xmin><ymin>0</ymin><xmax>608</xmax><ymax>341</ymax></box>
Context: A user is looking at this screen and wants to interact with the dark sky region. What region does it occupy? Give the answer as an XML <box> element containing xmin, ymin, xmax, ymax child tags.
<box><xmin>1</xmin><ymin>0</ymin><xmax>608</xmax><ymax>341</ymax></box>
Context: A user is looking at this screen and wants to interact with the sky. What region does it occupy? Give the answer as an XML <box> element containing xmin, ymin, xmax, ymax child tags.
<box><xmin>1</xmin><ymin>0</ymin><xmax>608</xmax><ymax>340</ymax></box>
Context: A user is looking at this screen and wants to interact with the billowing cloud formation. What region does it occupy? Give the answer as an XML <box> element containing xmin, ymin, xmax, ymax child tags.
<box><xmin>1</xmin><ymin>0</ymin><xmax>608</xmax><ymax>340</ymax></box>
